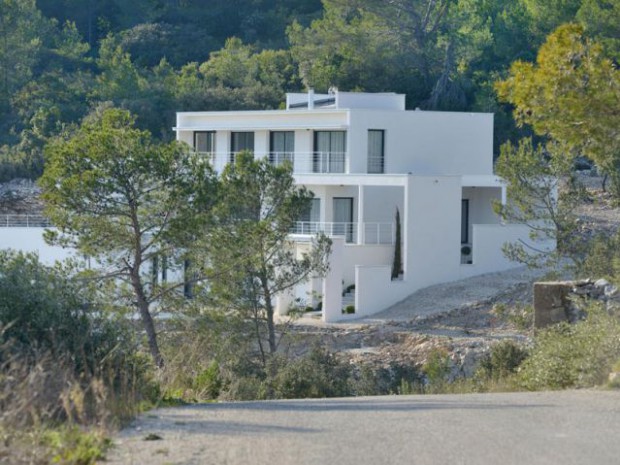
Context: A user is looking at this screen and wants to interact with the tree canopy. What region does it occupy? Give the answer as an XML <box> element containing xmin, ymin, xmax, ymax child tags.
<box><xmin>40</xmin><ymin>107</ymin><xmax>218</xmax><ymax>366</ymax></box>
<box><xmin>496</xmin><ymin>24</ymin><xmax>620</xmax><ymax>195</ymax></box>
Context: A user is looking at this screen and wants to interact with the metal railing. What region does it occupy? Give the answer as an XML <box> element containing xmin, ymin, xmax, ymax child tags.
<box><xmin>0</xmin><ymin>215</ymin><xmax>51</xmax><ymax>227</ymax></box>
<box><xmin>193</xmin><ymin>150</ymin><xmax>349</xmax><ymax>174</ymax></box>
<box><xmin>290</xmin><ymin>221</ymin><xmax>394</xmax><ymax>245</ymax></box>
<box><xmin>361</xmin><ymin>222</ymin><xmax>394</xmax><ymax>244</ymax></box>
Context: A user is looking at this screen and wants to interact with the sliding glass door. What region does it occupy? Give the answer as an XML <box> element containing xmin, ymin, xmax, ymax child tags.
<box><xmin>333</xmin><ymin>197</ymin><xmax>354</xmax><ymax>242</ymax></box>
<box><xmin>314</xmin><ymin>131</ymin><xmax>346</xmax><ymax>173</ymax></box>
<box><xmin>231</xmin><ymin>131</ymin><xmax>254</xmax><ymax>162</ymax></box>
<box><xmin>270</xmin><ymin>131</ymin><xmax>294</xmax><ymax>166</ymax></box>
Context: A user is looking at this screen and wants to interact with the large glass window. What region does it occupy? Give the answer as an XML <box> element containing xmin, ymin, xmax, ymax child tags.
<box><xmin>194</xmin><ymin>131</ymin><xmax>215</xmax><ymax>154</ymax></box>
<box><xmin>313</xmin><ymin>131</ymin><xmax>346</xmax><ymax>173</ymax></box>
<box><xmin>367</xmin><ymin>130</ymin><xmax>385</xmax><ymax>174</ymax></box>
<box><xmin>231</xmin><ymin>132</ymin><xmax>254</xmax><ymax>162</ymax></box>
<box><xmin>333</xmin><ymin>197</ymin><xmax>354</xmax><ymax>242</ymax></box>
<box><xmin>298</xmin><ymin>198</ymin><xmax>320</xmax><ymax>234</ymax></box>
<box><xmin>270</xmin><ymin>131</ymin><xmax>294</xmax><ymax>166</ymax></box>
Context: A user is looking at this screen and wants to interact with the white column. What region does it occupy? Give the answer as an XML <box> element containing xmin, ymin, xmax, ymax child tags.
<box><xmin>275</xmin><ymin>290</ymin><xmax>295</xmax><ymax>317</ymax></box>
<box><xmin>357</xmin><ymin>184</ymin><xmax>364</xmax><ymax>244</ymax></box>
<box><xmin>500</xmin><ymin>185</ymin><xmax>507</xmax><ymax>225</ymax></box>
<box><xmin>322</xmin><ymin>237</ymin><xmax>344</xmax><ymax>323</ymax></box>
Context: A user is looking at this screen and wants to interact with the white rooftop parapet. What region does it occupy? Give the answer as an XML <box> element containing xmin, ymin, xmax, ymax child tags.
<box><xmin>286</xmin><ymin>90</ymin><xmax>405</xmax><ymax>111</ymax></box>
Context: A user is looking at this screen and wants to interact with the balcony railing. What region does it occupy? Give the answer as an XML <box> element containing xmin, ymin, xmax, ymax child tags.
<box><xmin>0</xmin><ymin>214</ymin><xmax>51</xmax><ymax>227</ymax></box>
<box><xmin>290</xmin><ymin>222</ymin><xmax>394</xmax><ymax>245</ymax></box>
<box><xmin>193</xmin><ymin>150</ymin><xmax>348</xmax><ymax>174</ymax></box>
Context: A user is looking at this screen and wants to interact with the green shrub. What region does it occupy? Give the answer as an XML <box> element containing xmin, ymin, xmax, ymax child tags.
<box><xmin>192</xmin><ymin>361</ymin><xmax>222</xmax><ymax>399</ymax></box>
<box><xmin>351</xmin><ymin>363</ymin><xmax>422</xmax><ymax>396</ymax></box>
<box><xmin>0</xmin><ymin>251</ymin><xmax>155</xmax><ymax>428</ymax></box>
<box><xmin>44</xmin><ymin>427</ymin><xmax>110</xmax><ymax>465</ymax></box>
<box><xmin>479</xmin><ymin>340</ymin><xmax>529</xmax><ymax>380</ymax></box>
<box><xmin>422</xmin><ymin>349</ymin><xmax>452</xmax><ymax>388</ymax></box>
<box><xmin>518</xmin><ymin>305</ymin><xmax>620</xmax><ymax>390</ymax></box>
<box><xmin>343</xmin><ymin>305</ymin><xmax>355</xmax><ymax>314</ymax></box>
<box><xmin>267</xmin><ymin>346</ymin><xmax>351</xmax><ymax>399</ymax></box>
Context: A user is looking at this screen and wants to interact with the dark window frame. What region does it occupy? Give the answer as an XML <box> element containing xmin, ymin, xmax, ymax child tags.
<box><xmin>367</xmin><ymin>129</ymin><xmax>385</xmax><ymax>174</ymax></box>
<box><xmin>193</xmin><ymin>131</ymin><xmax>215</xmax><ymax>153</ymax></box>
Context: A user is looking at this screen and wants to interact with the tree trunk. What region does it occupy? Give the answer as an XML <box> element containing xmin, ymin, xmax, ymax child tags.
<box><xmin>131</xmin><ymin>268</ymin><xmax>164</xmax><ymax>368</ymax></box>
<box><xmin>261</xmin><ymin>274</ymin><xmax>277</xmax><ymax>355</ymax></box>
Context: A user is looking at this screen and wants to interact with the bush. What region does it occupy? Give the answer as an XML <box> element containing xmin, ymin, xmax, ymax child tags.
<box><xmin>518</xmin><ymin>304</ymin><xmax>620</xmax><ymax>390</ymax></box>
<box><xmin>268</xmin><ymin>346</ymin><xmax>351</xmax><ymax>399</ymax></box>
<box><xmin>479</xmin><ymin>340</ymin><xmax>529</xmax><ymax>381</ymax></box>
<box><xmin>422</xmin><ymin>349</ymin><xmax>452</xmax><ymax>388</ymax></box>
<box><xmin>0</xmin><ymin>252</ymin><xmax>155</xmax><ymax>428</ymax></box>
<box><xmin>351</xmin><ymin>363</ymin><xmax>422</xmax><ymax>396</ymax></box>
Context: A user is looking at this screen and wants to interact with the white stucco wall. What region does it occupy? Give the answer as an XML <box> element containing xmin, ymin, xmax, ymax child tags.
<box><xmin>459</xmin><ymin>224</ymin><xmax>554</xmax><ymax>279</ymax></box>
<box><xmin>362</xmin><ymin>186</ymin><xmax>403</xmax><ymax>223</ymax></box>
<box><xmin>342</xmin><ymin>245</ymin><xmax>393</xmax><ymax>285</ymax></box>
<box><xmin>0</xmin><ymin>228</ymin><xmax>75</xmax><ymax>264</ymax></box>
<box><xmin>406</xmin><ymin>175</ymin><xmax>462</xmax><ymax>288</ymax></box>
<box><xmin>177</xmin><ymin>105</ymin><xmax>493</xmax><ymax>177</ymax></box>
<box><xmin>176</xmin><ymin>110</ymin><xmax>349</xmax><ymax>132</ymax></box>
<box><xmin>462</xmin><ymin>186</ymin><xmax>503</xmax><ymax>243</ymax></box>
<box><xmin>347</xmin><ymin>110</ymin><xmax>493</xmax><ymax>176</ymax></box>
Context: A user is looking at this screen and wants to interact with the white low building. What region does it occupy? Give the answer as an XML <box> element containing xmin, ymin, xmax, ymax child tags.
<box><xmin>175</xmin><ymin>90</ymin><xmax>548</xmax><ymax>322</ymax></box>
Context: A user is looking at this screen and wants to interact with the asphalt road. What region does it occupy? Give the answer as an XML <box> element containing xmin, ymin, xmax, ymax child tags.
<box><xmin>107</xmin><ymin>390</ymin><xmax>620</xmax><ymax>465</ymax></box>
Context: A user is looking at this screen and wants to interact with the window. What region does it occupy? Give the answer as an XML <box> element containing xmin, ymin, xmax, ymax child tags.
<box><xmin>313</xmin><ymin>131</ymin><xmax>346</xmax><ymax>173</ymax></box>
<box><xmin>298</xmin><ymin>198</ymin><xmax>320</xmax><ymax>234</ymax></box>
<box><xmin>367</xmin><ymin>130</ymin><xmax>385</xmax><ymax>174</ymax></box>
<box><xmin>461</xmin><ymin>199</ymin><xmax>469</xmax><ymax>244</ymax></box>
<box><xmin>194</xmin><ymin>131</ymin><xmax>215</xmax><ymax>154</ymax></box>
<box><xmin>333</xmin><ymin>197</ymin><xmax>354</xmax><ymax>242</ymax></box>
<box><xmin>270</xmin><ymin>131</ymin><xmax>294</xmax><ymax>166</ymax></box>
<box><xmin>231</xmin><ymin>132</ymin><xmax>254</xmax><ymax>162</ymax></box>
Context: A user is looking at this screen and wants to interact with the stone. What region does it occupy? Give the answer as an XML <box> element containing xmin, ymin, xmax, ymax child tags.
<box><xmin>533</xmin><ymin>282</ymin><xmax>572</xmax><ymax>328</ymax></box>
<box><xmin>594</xmin><ymin>278</ymin><xmax>610</xmax><ymax>288</ymax></box>
<box><xmin>604</xmin><ymin>285</ymin><xmax>618</xmax><ymax>297</ymax></box>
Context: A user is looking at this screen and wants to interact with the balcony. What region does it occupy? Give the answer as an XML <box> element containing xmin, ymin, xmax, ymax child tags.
<box><xmin>290</xmin><ymin>222</ymin><xmax>394</xmax><ymax>245</ymax></box>
<box><xmin>0</xmin><ymin>214</ymin><xmax>51</xmax><ymax>227</ymax></box>
<box><xmin>194</xmin><ymin>151</ymin><xmax>348</xmax><ymax>174</ymax></box>
<box><xmin>267</xmin><ymin>151</ymin><xmax>347</xmax><ymax>174</ymax></box>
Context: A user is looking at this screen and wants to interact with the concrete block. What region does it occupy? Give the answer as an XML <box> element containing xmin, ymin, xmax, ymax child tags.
<box><xmin>533</xmin><ymin>282</ymin><xmax>572</xmax><ymax>328</ymax></box>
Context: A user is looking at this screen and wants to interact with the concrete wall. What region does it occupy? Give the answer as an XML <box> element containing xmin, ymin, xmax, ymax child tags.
<box><xmin>342</xmin><ymin>245</ymin><xmax>393</xmax><ymax>285</ymax></box>
<box><xmin>348</xmin><ymin>110</ymin><xmax>493</xmax><ymax>176</ymax></box>
<box><xmin>176</xmin><ymin>110</ymin><xmax>349</xmax><ymax>133</ymax></box>
<box><xmin>458</xmin><ymin>224</ymin><xmax>549</xmax><ymax>279</ymax></box>
<box><xmin>362</xmin><ymin>186</ymin><xmax>403</xmax><ymax>223</ymax></box>
<box><xmin>406</xmin><ymin>175</ymin><xmax>462</xmax><ymax>288</ymax></box>
<box><xmin>0</xmin><ymin>228</ymin><xmax>75</xmax><ymax>264</ymax></box>
<box><xmin>177</xmin><ymin>106</ymin><xmax>493</xmax><ymax>177</ymax></box>
<box><xmin>462</xmin><ymin>186</ymin><xmax>502</xmax><ymax>243</ymax></box>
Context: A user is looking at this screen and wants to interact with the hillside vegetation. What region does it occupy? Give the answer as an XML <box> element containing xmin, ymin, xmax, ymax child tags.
<box><xmin>2</xmin><ymin>0</ymin><xmax>619</xmax><ymax>181</ymax></box>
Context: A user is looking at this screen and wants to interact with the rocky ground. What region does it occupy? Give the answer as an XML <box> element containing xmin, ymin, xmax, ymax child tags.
<box><xmin>285</xmin><ymin>266</ymin><xmax>544</xmax><ymax>380</ymax></box>
<box><xmin>0</xmin><ymin>178</ymin><xmax>44</xmax><ymax>214</ymax></box>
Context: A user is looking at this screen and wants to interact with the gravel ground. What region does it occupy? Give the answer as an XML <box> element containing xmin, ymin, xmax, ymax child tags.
<box><xmin>361</xmin><ymin>266</ymin><xmax>547</xmax><ymax>322</ymax></box>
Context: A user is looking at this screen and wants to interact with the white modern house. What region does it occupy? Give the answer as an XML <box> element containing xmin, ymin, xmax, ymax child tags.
<box><xmin>175</xmin><ymin>90</ymin><xmax>545</xmax><ymax>322</ymax></box>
